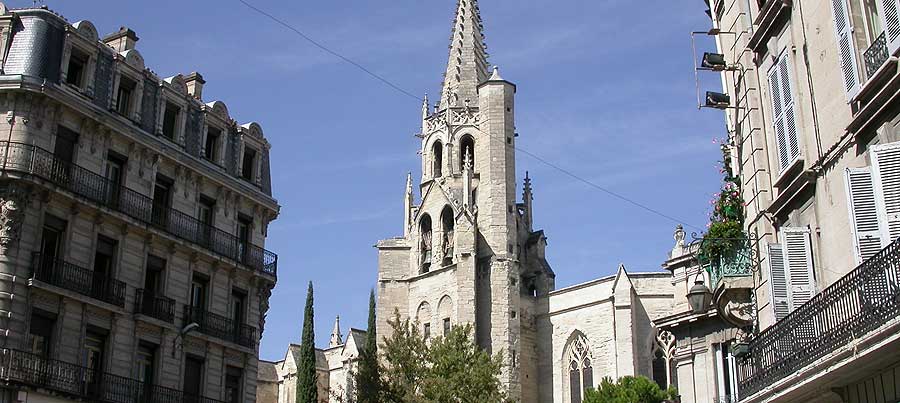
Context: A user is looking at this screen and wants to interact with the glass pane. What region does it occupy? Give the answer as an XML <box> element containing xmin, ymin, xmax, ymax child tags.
<box><xmin>582</xmin><ymin>367</ymin><xmax>594</xmax><ymax>392</ymax></box>
<box><xmin>570</xmin><ymin>369</ymin><xmax>582</xmax><ymax>403</ymax></box>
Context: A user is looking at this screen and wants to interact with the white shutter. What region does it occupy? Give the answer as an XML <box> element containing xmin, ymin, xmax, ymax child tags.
<box><xmin>767</xmin><ymin>243</ymin><xmax>790</xmax><ymax>322</ymax></box>
<box><xmin>846</xmin><ymin>167</ymin><xmax>887</xmax><ymax>263</ymax></box>
<box><xmin>830</xmin><ymin>0</ymin><xmax>861</xmax><ymax>99</ymax></box>
<box><xmin>769</xmin><ymin>53</ymin><xmax>800</xmax><ymax>172</ymax></box>
<box><xmin>782</xmin><ymin>227</ymin><xmax>816</xmax><ymax>310</ymax></box>
<box><xmin>876</xmin><ymin>0</ymin><xmax>900</xmax><ymax>55</ymax></box>
<box><xmin>872</xmin><ymin>142</ymin><xmax>900</xmax><ymax>241</ymax></box>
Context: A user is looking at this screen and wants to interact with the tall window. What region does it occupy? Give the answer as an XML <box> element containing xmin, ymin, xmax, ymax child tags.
<box><xmin>162</xmin><ymin>102</ymin><xmax>180</xmax><ymax>141</ymax></box>
<box><xmin>144</xmin><ymin>255</ymin><xmax>165</xmax><ymax>295</ymax></box>
<box><xmin>241</xmin><ymin>147</ymin><xmax>257</xmax><ymax>182</ymax></box>
<box><xmin>190</xmin><ymin>274</ymin><xmax>208</xmax><ymax>309</ymax></box>
<box><xmin>432</xmin><ymin>141</ymin><xmax>443</xmax><ymax>178</ymax></box>
<box><xmin>460</xmin><ymin>135</ymin><xmax>475</xmax><ymax>171</ymax></box>
<box><xmin>205</xmin><ymin>127</ymin><xmax>221</xmax><ymax>163</ymax></box>
<box><xmin>105</xmin><ymin>154</ymin><xmax>125</xmax><ymax>206</ymax></box>
<box><xmin>84</xmin><ymin>327</ymin><xmax>107</xmax><ymax>384</ymax></box>
<box><xmin>768</xmin><ymin>52</ymin><xmax>800</xmax><ymax>172</ymax></box>
<box><xmin>715</xmin><ymin>342</ymin><xmax>739</xmax><ymax>402</ymax></box>
<box><xmin>565</xmin><ymin>333</ymin><xmax>594</xmax><ymax>403</ymax></box>
<box><xmin>230</xmin><ymin>289</ymin><xmax>246</xmax><ymax>327</ymax></box>
<box><xmin>225</xmin><ymin>366</ymin><xmax>243</xmax><ymax>403</ymax></box>
<box><xmin>152</xmin><ymin>175</ymin><xmax>173</xmax><ymax>228</ymax></box>
<box><xmin>28</xmin><ymin>311</ymin><xmax>55</xmax><ymax>357</ymax></box>
<box><xmin>183</xmin><ymin>355</ymin><xmax>204</xmax><ymax>400</ymax></box>
<box><xmin>420</xmin><ymin>215</ymin><xmax>433</xmax><ymax>273</ymax></box>
<box><xmin>238</xmin><ymin>214</ymin><xmax>252</xmax><ymax>262</ymax></box>
<box><xmin>53</xmin><ymin>127</ymin><xmax>79</xmax><ymax>184</ymax></box>
<box><xmin>66</xmin><ymin>49</ymin><xmax>88</xmax><ymax>88</ymax></box>
<box><xmin>116</xmin><ymin>76</ymin><xmax>136</xmax><ymax>117</ymax></box>
<box><xmin>198</xmin><ymin>197</ymin><xmax>215</xmax><ymax>246</ymax></box>
<box><xmin>93</xmin><ymin>235</ymin><xmax>117</xmax><ymax>298</ymax></box>
<box><xmin>441</xmin><ymin>206</ymin><xmax>454</xmax><ymax>263</ymax></box>
<box><xmin>135</xmin><ymin>342</ymin><xmax>157</xmax><ymax>385</ymax></box>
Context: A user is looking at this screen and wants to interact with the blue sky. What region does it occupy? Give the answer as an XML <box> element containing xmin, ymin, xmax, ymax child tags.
<box><xmin>16</xmin><ymin>0</ymin><xmax>725</xmax><ymax>361</ymax></box>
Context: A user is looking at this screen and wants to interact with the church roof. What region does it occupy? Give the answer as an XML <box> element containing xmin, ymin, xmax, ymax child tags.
<box><xmin>439</xmin><ymin>0</ymin><xmax>490</xmax><ymax>110</ymax></box>
<box><xmin>258</xmin><ymin>360</ymin><xmax>279</xmax><ymax>383</ymax></box>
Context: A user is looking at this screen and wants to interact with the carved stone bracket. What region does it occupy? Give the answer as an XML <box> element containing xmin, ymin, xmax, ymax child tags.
<box><xmin>0</xmin><ymin>183</ymin><xmax>30</xmax><ymax>255</ymax></box>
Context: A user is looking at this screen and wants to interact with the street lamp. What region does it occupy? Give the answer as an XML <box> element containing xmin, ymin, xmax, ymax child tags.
<box><xmin>687</xmin><ymin>278</ymin><xmax>713</xmax><ymax>314</ymax></box>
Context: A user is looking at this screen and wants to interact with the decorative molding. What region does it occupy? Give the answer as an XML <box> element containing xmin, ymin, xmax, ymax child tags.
<box><xmin>0</xmin><ymin>183</ymin><xmax>30</xmax><ymax>254</ymax></box>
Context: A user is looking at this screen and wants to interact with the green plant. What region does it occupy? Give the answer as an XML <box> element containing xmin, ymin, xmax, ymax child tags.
<box><xmin>699</xmin><ymin>141</ymin><xmax>747</xmax><ymax>263</ymax></box>
<box><xmin>583</xmin><ymin>376</ymin><xmax>678</xmax><ymax>403</ymax></box>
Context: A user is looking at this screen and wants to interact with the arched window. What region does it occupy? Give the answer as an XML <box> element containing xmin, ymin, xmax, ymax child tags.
<box><xmin>420</xmin><ymin>215</ymin><xmax>433</xmax><ymax>273</ymax></box>
<box><xmin>437</xmin><ymin>295</ymin><xmax>453</xmax><ymax>336</ymax></box>
<box><xmin>565</xmin><ymin>333</ymin><xmax>594</xmax><ymax>403</ymax></box>
<box><xmin>459</xmin><ymin>135</ymin><xmax>475</xmax><ymax>171</ymax></box>
<box><xmin>432</xmin><ymin>141</ymin><xmax>443</xmax><ymax>178</ymax></box>
<box><xmin>416</xmin><ymin>302</ymin><xmax>432</xmax><ymax>339</ymax></box>
<box><xmin>441</xmin><ymin>206</ymin><xmax>454</xmax><ymax>263</ymax></box>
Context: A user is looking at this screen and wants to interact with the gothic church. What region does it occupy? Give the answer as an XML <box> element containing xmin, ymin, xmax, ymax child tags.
<box><xmin>259</xmin><ymin>1</ymin><xmax>677</xmax><ymax>402</ymax></box>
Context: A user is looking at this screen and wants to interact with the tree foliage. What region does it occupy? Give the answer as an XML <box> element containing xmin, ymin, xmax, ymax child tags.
<box><xmin>376</xmin><ymin>310</ymin><xmax>510</xmax><ymax>403</ymax></box>
<box><xmin>583</xmin><ymin>376</ymin><xmax>678</xmax><ymax>403</ymax></box>
<box><xmin>355</xmin><ymin>289</ymin><xmax>381</xmax><ymax>403</ymax></box>
<box><xmin>298</xmin><ymin>282</ymin><xmax>318</xmax><ymax>403</ymax></box>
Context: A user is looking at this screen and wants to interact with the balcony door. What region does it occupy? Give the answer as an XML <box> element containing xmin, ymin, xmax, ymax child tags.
<box><xmin>183</xmin><ymin>355</ymin><xmax>204</xmax><ymax>402</ymax></box>
<box><xmin>230</xmin><ymin>289</ymin><xmax>246</xmax><ymax>342</ymax></box>
<box><xmin>92</xmin><ymin>236</ymin><xmax>117</xmax><ymax>300</ymax></box>
<box><xmin>151</xmin><ymin>176</ymin><xmax>172</xmax><ymax>229</ymax></box>
<box><xmin>104</xmin><ymin>154</ymin><xmax>125</xmax><ymax>207</ymax></box>
<box><xmin>83</xmin><ymin>328</ymin><xmax>107</xmax><ymax>397</ymax></box>
<box><xmin>38</xmin><ymin>215</ymin><xmax>67</xmax><ymax>282</ymax></box>
<box><xmin>237</xmin><ymin>215</ymin><xmax>251</xmax><ymax>263</ymax></box>
<box><xmin>51</xmin><ymin>127</ymin><xmax>78</xmax><ymax>185</ymax></box>
<box><xmin>198</xmin><ymin>197</ymin><xmax>215</xmax><ymax>247</ymax></box>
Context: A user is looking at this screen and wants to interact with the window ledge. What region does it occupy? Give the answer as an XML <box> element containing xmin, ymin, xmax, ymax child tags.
<box><xmin>773</xmin><ymin>157</ymin><xmax>804</xmax><ymax>190</ymax></box>
<box><xmin>767</xmin><ymin>167</ymin><xmax>815</xmax><ymax>220</ymax></box>
<box><xmin>747</xmin><ymin>0</ymin><xmax>792</xmax><ymax>55</ymax></box>
<box><xmin>848</xmin><ymin>58</ymin><xmax>900</xmax><ymax>137</ymax></box>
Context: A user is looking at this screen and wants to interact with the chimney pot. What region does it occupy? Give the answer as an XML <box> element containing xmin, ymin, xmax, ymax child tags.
<box><xmin>184</xmin><ymin>72</ymin><xmax>206</xmax><ymax>100</ymax></box>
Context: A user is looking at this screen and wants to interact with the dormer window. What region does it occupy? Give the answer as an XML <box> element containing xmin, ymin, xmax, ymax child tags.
<box><xmin>241</xmin><ymin>147</ymin><xmax>257</xmax><ymax>182</ymax></box>
<box><xmin>116</xmin><ymin>76</ymin><xmax>136</xmax><ymax>117</ymax></box>
<box><xmin>162</xmin><ymin>102</ymin><xmax>180</xmax><ymax>141</ymax></box>
<box><xmin>205</xmin><ymin>127</ymin><xmax>222</xmax><ymax>164</ymax></box>
<box><xmin>66</xmin><ymin>49</ymin><xmax>88</xmax><ymax>88</ymax></box>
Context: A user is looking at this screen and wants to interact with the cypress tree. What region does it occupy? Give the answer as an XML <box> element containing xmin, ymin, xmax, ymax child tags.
<box><xmin>298</xmin><ymin>282</ymin><xmax>318</xmax><ymax>403</ymax></box>
<box><xmin>355</xmin><ymin>289</ymin><xmax>380</xmax><ymax>402</ymax></box>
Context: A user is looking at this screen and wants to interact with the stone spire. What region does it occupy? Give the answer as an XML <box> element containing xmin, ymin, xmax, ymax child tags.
<box><xmin>329</xmin><ymin>316</ymin><xmax>343</xmax><ymax>348</ymax></box>
<box><xmin>421</xmin><ymin>93</ymin><xmax>430</xmax><ymax>134</ymax></box>
<box><xmin>404</xmin><ymin>173</ymin><xmax>414</xmax><ymax>237</ymax></box>
<box><xmin>439</xmin><ymin>0</ymin><xmax>489</xmax><ymax>111</ymax></box>
<box><xmin>523</xmin><ymin>171</ymin><xmax>533</xmax><ymax>231</ymax></box>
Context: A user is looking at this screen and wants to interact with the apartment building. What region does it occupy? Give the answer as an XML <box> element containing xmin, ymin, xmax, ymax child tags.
<box><xmin>0</xmin><ymin>4</ymin><xmax>279</xmax><ymax>403</ymax></box>
<box><xmin>677</xmin><ymin>0</ymin><xmax>900</xmax><ymax>402</ymax></box>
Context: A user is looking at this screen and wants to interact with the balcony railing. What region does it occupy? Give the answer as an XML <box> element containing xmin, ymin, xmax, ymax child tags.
<box><xmin>0</xmin><ymin>349</ymin><xmax>224</xmax><ymax>403</ymax></box>
<box><xmin>699</xmin><ymin>238</ymin><xmax>754</xmax><ymax>291</ymax></box>
<box><xmin>183</xmin><ymin>305</ymin><xmax>256</xmax><ymax>348</ymax></box>
<box><xmin>32</xmin><ymin>252</ymin><xmax>126</xmax><ymax>307</ymax></box>
<box><xmin>135</xmin><ymin>289</ymin><xmax>176</xmax><ymax>323</ymax></box>
<box><xmin>0</xmin><ymin>141</ymin><xmax>277</xmax><ymax>277</ymax></box>
<box><xmin>736</xmin><ymin>238</ymin><xmax>900</xmax><ymax>398</ymax></box>
<box><xmin>864</xmin><ymin>32</ymin><xmax>889</xmax><ymax>79</ymax></box>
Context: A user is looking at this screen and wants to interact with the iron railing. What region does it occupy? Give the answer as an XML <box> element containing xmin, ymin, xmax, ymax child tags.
<box><xmin>698</xmin><ymin>238</ymin><xmax>754</xmax><ymax>290</ymax></box>
<box><xmin>736</xmin><ymin>238</ymin><xmax>900</xmax><ymax>398</ymax></box>
<box><xmin>135</xmin><ymin>289</ymin><xmax>176</xmax><ymax>323</ymax></box>
<box><xmin>0</xmin><ymin>141</ymin><xmax>277</xmax><ymax>277</ymax></box>
<box><xmin>183</xmin><ymin>305</ymin><xmax>256</xmax><ymax>348</ymax></box>
<box><xmin>31</xmin><ymin>252</ymin><xmax>126</xmax><ymax>307</ymax></box>
<box><xmin>0</xmin><ymin>349</ymin><xmax>224</xmax><ymax>403</ymax></box>
<box><xmin>864</xmin><ymin>32</ymin><xmax>889</xmax><ymax>79</ymax></box>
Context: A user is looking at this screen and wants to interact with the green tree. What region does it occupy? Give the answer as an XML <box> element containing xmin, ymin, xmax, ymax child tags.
<box><xmin>583</xmin><ymin>376</ymin><xmax>677</xmax><ymax>403</ymax></box>
<box><xmin>355</xmin><ymin>289</ymin><xmax>381</xmax><ymax>403</ymax></box>
<box><xmin>297</xmin><ymin>282</ymin><xmax>318</xmax><ymax>403</ymax></box>
<box><xmin>379</xmin><ymin>310</ymin><xmax>509</xmax><ymax>403</ymax></box>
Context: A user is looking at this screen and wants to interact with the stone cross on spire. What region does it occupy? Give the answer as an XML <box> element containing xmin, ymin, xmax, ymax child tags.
<box><xmin>439</xmin><ymin>0</ymin><xmax>489</xmax><ymax>111</ymax></box>
<box><xmin>329</xmin><ymin>316</ymin><xmax>343</xmax><ymax>348</ymax></box>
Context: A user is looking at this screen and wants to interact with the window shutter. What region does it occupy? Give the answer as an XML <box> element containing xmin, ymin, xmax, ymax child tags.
<box><xmin>767</xmin><ymin>243</ymin><xmax>790</xmax><ymax>321</ymax></box>
<box><xmin>782</xmin><ymin>227</ymin><xmax>816</xmax><ymax>310</ymax></box>
<box><xmin>876</xmin><ymin>0</ymin><xmax>900</xmax><ymax>55</ymax></box>
<box><xmin>846</xmin><ymin>167</ymin><xmax>887</xmax><ymax>263</ymax></box>
<box><xmin>872</xmin><ymin>142</ymin><xmax>900</xmax><ymax>241</ymax></box>
<box><xmin>830</xmin><ymin>0</ymin><xmax>861</xmax><ymax>99</ymax></box>
<box><xmin>769</xmin><ymin>53</ymin><xmax>800</xmax><ymax>172</ymax></box>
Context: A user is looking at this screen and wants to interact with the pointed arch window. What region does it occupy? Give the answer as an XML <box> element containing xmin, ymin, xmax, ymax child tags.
<box><xmin>565</xmin><ymin>333</ymin><xmax>594</xmax><ymax>403</ymax></box>
<box><xmin>433</xmin><ymin>141</ymin><xmax>443</xmax><ymax>178</ymax></box>
<box><xmin>441</xmin><ymin>206</ymin><xmax>454</xmax><ymax>263</ymax></box>
<box><xmin>460</xmin><ymin>135</ymin><xmax>475</xmax><ymax>171</ymax></box>
<box><xmin>420</xmin><ymin>215</ymin><xmax>433</xmax><ymax>273</ymax></box>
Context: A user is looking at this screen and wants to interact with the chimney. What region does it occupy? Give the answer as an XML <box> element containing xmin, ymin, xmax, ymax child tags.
<box><xmin>184</xmin><ymin>72</ymin><xmax>205</xmax><ymax>100</ymax></box>
<box><xmin>102</xmin><ymin>27</ymin><xmax>139</xmax><ymax>52</ymax></box>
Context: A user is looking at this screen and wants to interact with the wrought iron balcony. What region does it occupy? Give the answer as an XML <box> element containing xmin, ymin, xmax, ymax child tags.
<box><xmin>0</xmin><ymin>348</ymin><xmax>224</xmax><ymax>403</ymax></box>
<box><xmin>0</xmin><ymin>141</ymin><xmax>277</xmax><ymax>277</ymax></box>
<box><xmin>864</xmin><ymin>32</ymin><xmax>889</xmax><ymax>79</ymax></box>
<box><xmin>31</xmin><ymin>253</ymin><xmax>126</xmax><ymax>307</ymax></box>
<box><xmin>135</xmin><ymin>289</ymin><xmax>176</xmax><ymax>323</ymax></box>
<box><xmin>736</xmin><ymin>238</ymin><xmax>900</xmax><ymax>398</ymax></box>
<box><xmin>183</xmin><ymin>305</ymin><xmax>256</xmax><ymax>348</ymax></box>
<box><xmin>699</xmin><ymin>238</ymin><xmax>754</xmax><ymax>291</ymax></box>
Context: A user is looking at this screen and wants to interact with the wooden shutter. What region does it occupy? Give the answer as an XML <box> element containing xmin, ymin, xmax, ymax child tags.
<box><xmin>830</xmin><ymin>0</ymin><xmax>861</xmax><ymax>99</ymax></box>
<box><xmin>876</xmin><ymin>0</ymin><xmax>900</xmax><ymax>55</ymax></box>
<box><xmin>846</xmin><ymin>167</ymin><xmax>887</xmax><ymax>263</ymax></box>
<box><xmin>767</xmin><ymin>243</ymin><xmax>790</xmax><ymax>322</ymax></box>
<box><xmin>782</xmin><ymin>227</ymin><xmax>816</xmax><ymax>310</ymax></box>
<box><xmin>768</xmin><ymin>53</ymin><xmax>800</xmax><ymax>172</ymax></box>
<box><xmin>872</xmin><ymin>142</ymin><xmax>900</xmax><ymax>241</ymax></box>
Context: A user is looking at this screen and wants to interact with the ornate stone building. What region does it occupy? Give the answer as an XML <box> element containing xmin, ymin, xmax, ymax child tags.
<box><xmin>0</xmin><ymin>4</ymin><xmax>279</xmax><ymax>403</ymax></box>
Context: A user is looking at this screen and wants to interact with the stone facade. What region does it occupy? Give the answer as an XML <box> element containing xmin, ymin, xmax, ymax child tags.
<box><xmin>0</xmin><ymin>4</ymin><xmax>279</xmax><ymax>403</ymax></box>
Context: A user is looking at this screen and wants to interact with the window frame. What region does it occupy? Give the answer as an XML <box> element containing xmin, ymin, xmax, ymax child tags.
<box><xmin>767</xmin><ymin>49</ymin><xmax>803</xmax><ymax>176</ymax></box>
<box><xmin>203</xmin><ymin>108</ymin><xmax>230</xmax><ymax>168</ymax></box>
<box><xmin>60</xmin><ymin>28</ymin><xmax>98</xmax><ymax>95</ymax></box>
<box><xmin>112</xmin><ymin>71</ymin><xmax>141</xmax><ymax>121</ymax></box>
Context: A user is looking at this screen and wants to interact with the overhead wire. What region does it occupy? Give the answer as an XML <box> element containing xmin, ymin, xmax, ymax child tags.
<box><xmin>237</xmin><ymin>0</ymin><xmax>705</xmax><ymax>231</ymax></box>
